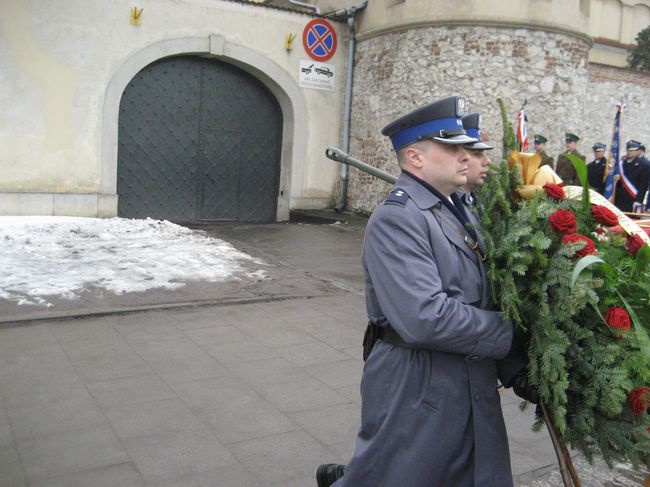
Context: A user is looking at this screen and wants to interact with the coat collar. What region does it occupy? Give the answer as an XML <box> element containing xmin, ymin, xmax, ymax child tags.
<box><xmin>395</xmin><ymin>172</ymin><xmax>442</xmax><ymax>210</ymax></box>
<box><xmin>394</xmin><ymin>174</ymin><xmax>475</xmax><ymax>260</ymax></box>
<box><xmin>393</xmin><ymin>174</ymin><xmax>489</xmax><ymax>307</ymax></box>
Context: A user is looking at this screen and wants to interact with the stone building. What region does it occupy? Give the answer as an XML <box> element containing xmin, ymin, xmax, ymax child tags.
<box><xmin>1</xmin><ymin>0</ymin><xmax>649</xmax><ymax>218</ymax></box>
<box><xmin>344</xmin><ymin>0</ymin><xmax>650</xmax><ymax>211</ymax></box>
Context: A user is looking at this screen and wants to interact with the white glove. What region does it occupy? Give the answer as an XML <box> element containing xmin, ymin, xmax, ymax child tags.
<box><xmin>632</xmin><ymin>202</ymin><xmax>644</xmax><ymax>213</ymax></box>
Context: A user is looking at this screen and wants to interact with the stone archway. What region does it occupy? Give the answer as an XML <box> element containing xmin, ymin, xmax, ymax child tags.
<box><xmin>101</xmin><ymin>36</ymin><xmax>307</xmax><ymax>221</ymax></box>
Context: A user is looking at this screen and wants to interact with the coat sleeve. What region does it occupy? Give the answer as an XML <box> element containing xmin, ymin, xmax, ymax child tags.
<box><xmin>635</xmin><ymin>161</ymin><xmax>650</xmax><ymax>205</ymax></box>
<box><xmin>363</xmin><ymin>203</ymin><xmax>513</xmax><ymax>360</ymax></box>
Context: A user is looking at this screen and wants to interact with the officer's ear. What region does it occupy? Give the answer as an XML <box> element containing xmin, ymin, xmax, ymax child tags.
<box><xmin>401</xmin><ymin>144</ymin><xmax>425</xmax><ymax>169</ymax></box>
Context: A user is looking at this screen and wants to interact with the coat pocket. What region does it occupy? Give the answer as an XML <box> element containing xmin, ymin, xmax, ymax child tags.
<box><xmin>421</xmin><ymin>354</ymin><xmax>446</xmax><ymax>412</ymax></box>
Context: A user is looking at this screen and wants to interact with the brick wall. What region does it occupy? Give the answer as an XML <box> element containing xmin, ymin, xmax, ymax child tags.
<box><xmin>584</xmin><ymin>64</ymin><xmax>650</xmax><ymax>154</ymax></box>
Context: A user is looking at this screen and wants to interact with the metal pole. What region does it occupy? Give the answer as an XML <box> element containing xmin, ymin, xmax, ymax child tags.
<box><xmin>329</xmin><ymin>1</ymin><xmax>367</xmax><ymax>212</ymax></box>
<box><xmin>325</xmin><ymin>147</ymin><xmax>397</xmax><ymax>185</ymax></box>
<box><xmin>287</xmin><ymin>0</ymin><xmax>320</xmax><ymax>15</ymax></box>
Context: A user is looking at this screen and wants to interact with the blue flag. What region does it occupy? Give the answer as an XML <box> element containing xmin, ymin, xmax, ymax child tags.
<box><xmin>603</xmin><ymin>105</ymin><xmax>622</xmax><ymax>199</ymax></box>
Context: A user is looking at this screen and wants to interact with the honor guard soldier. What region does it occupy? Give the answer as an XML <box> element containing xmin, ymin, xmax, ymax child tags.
<box><xmin>614</xmin><ymin>139</ymin><xmax>650</xmax><ymax>213</ymax></box>
<box><xmin>555</xmin><ymin>132</ymin><xmax>585</xmax><ymax>185</ymax></box>
<box><xmin>316</xmin><ymin>96</ymin><xmax>535</xmax><ymax>487</ymax></box>
<box><xmin>642</xmin><ymin>145</ymin><xmax>650</xmax><ymax>209</ymax></box>
<box><xmin>587</xmin><ymin>142</ymin><xmax>607</xmax><ymax>195</ymax></box>
<box><xmin>533</xmin><ymin>134</ymin><xmax>553</xmax><ymax>167</ymax></box>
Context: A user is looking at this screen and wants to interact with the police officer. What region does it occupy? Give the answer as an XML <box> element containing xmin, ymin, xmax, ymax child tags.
<box><xmin>614</xmin><ymin>140</ymin><xmax>650</xmax><ymax>213</ymax></box>
<box><xmin>533</xmin><ymin>134</ymin><xmax>553</xmax><ymax>167</ymax></box>
<box><xmin>555</xmin><ymin>133</ymin><xmax>585</xmax><ymax>185</ymax></box>
<box><xmin>460</xmin><ymin>112</ymin><xmax>492</xmax><ymax>196</ymax></box>
<box><xmin>316</xmin><ymin>96</ymin><xmax>535</xmax><ymax>487</ymax></box>
<box><xmin>587</xmin><ymin>142</ymin><xmax>607</xmax><ymax>195</ymax></box>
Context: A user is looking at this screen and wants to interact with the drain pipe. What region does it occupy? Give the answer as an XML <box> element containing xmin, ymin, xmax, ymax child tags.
<box><xmin>327</xmin><ymin>1</ymin><xmax>367</xmax><ymax>212</ymax></box>
<box><xmin>288</xmin><ymin>0</ymin><xmax>320</xmax><ymax>15</ymax></box>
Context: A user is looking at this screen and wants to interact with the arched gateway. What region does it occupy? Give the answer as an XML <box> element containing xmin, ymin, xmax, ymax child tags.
<box><xmin>116</xmin><ymin>55</ymin><xmax>282</xmax><ymax>222</ymax></box>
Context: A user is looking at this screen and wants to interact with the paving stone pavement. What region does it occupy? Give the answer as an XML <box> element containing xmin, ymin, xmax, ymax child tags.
<box><xmin>0</xmin><ymin>211</ymin><xmax>647</xmax><ymax>486</ymax></box>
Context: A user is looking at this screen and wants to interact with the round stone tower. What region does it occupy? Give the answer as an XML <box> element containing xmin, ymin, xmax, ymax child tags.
<box><xmin>347</xmin><ymin>0</ymin><xmax>592</xmax><ymax>211</ymax></box>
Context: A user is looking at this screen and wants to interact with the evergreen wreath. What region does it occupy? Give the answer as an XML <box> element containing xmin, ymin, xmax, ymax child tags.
<box><xmin>476</xmin><ymin>100</ymin><xmax>650</xmax><ymax>468</ymax></box>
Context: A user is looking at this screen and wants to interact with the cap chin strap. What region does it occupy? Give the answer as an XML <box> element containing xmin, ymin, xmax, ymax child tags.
<box><xmin>416</xmin><ymin>128</ymin><xmax>467</xmax><ymax>141</ymax></box>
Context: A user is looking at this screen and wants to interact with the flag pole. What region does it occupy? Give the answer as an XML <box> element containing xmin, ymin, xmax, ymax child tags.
<box><xmin>611</xmin><ymin>103</ymin><xmax>623</xmax><ymax>203</ymax></box>
<box><xmin>516</xmin><ymin>99</ymin><xmax>528</xmax><ymax>152</ymax></box>
<box><xmin>603</xmin><ymin>101</ymin><xmax>623</xmax><ymax>203</ymax></box>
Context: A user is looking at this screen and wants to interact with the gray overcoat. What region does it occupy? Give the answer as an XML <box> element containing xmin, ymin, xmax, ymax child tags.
<box><xmin>335</xmin><ymin>173</ymin><xmax>523</xmax><ymax>487</ymax></box>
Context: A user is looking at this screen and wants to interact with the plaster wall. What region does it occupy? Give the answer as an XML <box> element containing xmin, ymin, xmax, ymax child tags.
<box><xmin>355</xmin><ymin>0</ymin><xmax>591</xmax><ymax>40</ymax></box>
<box><xmin>0</xmin><ymin>0</ymin><xmax>347</xmax><ymax>217</ymax></box>
<box><xmin>588</xmin><ymin>0</ymin><xmax>650</xmax><ymax>66</ymax></box>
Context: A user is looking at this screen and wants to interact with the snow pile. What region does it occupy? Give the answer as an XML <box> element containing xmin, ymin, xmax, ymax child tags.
<box><xmin>0</xmin><ymin>216</ymin><xmax>267</xmax><ymax>306</ymax></box>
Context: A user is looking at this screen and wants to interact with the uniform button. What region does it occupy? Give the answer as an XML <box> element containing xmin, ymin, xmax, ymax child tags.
<box><xmin>474</xmin><ymin>394</ymin><xmax>479</xmax><ymax>401</ymax></box>
<box><xmin>467</xmin><ymin>355</ymin><xmax>480</xmax><ymax>361</ymax></box>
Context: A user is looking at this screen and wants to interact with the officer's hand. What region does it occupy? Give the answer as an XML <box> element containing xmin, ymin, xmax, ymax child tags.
<box><xmin>511</xmin><ymin>368</ymin><xmax>539</xmax><ymax>404</ymax></box>
<box><xmin>632</xmin><ymin>202</ymin><xmax>644</xmax><ymax>214</ymax></box>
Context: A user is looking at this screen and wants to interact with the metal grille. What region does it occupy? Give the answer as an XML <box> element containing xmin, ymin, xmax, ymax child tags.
<box><xmin>117</xmin><ymin>55</ymin><xmax>283</xmax><ymax>222</ymax></box>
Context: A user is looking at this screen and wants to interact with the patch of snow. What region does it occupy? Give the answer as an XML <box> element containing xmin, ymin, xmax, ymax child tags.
<box><xmin>0</xmin><ymin>216</ymin><xmax>267</xmax><ymax>306</ymax></box>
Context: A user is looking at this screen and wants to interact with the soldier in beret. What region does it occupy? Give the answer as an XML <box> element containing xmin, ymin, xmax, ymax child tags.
<box><xmin>587</xmin><ymin>143</ymin><xmax>607</xmax><ymax>195</ymax></box>
<box><xmin>533</xmin><ymin>134</ymin><xmax>553</xmax><ymax>167</ymax></box>
<box><xmin>555</xmin><ymin>133</ymin><xmax>586</xmax><ymax>185</ymax></box>
<box><xmin>614</xmin><ymin>139</ymin><xmax>650</xmax><ymax>213</ymax></box>
<box><xmin>316</xmin><ymin>96</ymin><xmax>534</xmax><ymax>487</ymax></box>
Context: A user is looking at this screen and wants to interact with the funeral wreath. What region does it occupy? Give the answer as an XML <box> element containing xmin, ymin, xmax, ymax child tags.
<box><xmin>476</xmin><ymin>109</ymin><xmax>650</xmax><ymax>470</ymax></box>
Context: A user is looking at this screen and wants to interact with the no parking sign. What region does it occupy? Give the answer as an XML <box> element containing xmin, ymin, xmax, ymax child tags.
<box><xmin>302</xmin><ymin>19</ymin><xmax>337</xmax><ymax>62</ymax></box>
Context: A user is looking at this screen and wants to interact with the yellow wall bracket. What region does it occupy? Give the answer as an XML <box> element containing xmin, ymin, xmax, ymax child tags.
<box><xmin>284</xmin><ymin>33</ymin><xmax>296</xmax><ymax>51</ymax></box>
<box><xmin>130</xmin><ymin>7</ymin><xmax>143</xmax><ymax>26</ymax></box>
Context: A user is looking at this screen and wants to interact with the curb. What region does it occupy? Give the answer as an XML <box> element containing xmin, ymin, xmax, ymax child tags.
<box><xmin>0</xmin><ymin>292</ymin><xmax>351</xmax><ymax>327</ymax></box>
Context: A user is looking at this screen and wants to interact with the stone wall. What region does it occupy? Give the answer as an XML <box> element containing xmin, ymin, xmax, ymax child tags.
<box><xmin>584</xmin><ymin>64</ymin><xmax>650</xmax><ymax>152</ymax></box>
<box><xmin>347</xmin><ymin>24</ymin><xmax>593</xmax><ymax>212</ymax></box>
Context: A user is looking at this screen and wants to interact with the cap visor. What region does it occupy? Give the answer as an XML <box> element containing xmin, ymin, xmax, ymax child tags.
<box><xmin>464</xmin><ymin>141</ymin><xmax>493</xmax><ymax>150</ymax></box>
<box><xmin>431</xmin><ymin>134</ymin><xmax>478</xmax><ymax>145</ymax></box>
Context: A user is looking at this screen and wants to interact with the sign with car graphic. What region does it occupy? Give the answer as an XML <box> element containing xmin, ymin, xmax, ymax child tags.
<box><xmin>299</xmin><ymin>60</ymin><xmax>335</xmax><ymax>91</ymax></box>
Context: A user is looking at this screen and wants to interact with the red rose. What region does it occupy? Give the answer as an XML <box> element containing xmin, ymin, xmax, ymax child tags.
<box><xmin>590</xmin><ymin>205</ymin><xmax>619</xmax><ymax>227</ymax></box>
<box><xmin>604</xmin><ymin>306</ymin><xmax>631</xmax><ymax>336</ymax></box>
<box><xmin>549</xmin><ymin>209</ymin><xmax>577</xmax><ymax>234</ymax></box>
<box><xmin>543</xmin><ymin>183</ymin><xmax>566</xmax><ymax>200</ymax></box>
<box><xmin>628</xmin><ymin>387</ymin><xmax>650</xmax><ymax>414</ymax></box>
<box><xmin>562</xmin><ymin>234</ymin><xmax>597</xmax><ymax>257</ymax></box>
<box><xmin>626</xmin><ymin>234</ymin><xmax>645</xmax><ymax>256</ymax></box>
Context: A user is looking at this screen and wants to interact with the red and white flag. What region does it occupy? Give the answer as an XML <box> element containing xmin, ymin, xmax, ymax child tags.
<box><xmin>516</xmin><ymin>109</ymin><xmax>528</xmax><ymax>151</ymax></box>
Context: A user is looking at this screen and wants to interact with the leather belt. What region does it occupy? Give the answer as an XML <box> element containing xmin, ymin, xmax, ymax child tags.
<box><xmin>377</xmin><ymin>325</ymin><xmax>420</xmax><ymax>350</ymax></box>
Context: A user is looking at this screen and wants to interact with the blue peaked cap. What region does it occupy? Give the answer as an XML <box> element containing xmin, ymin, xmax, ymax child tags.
<box><xmin>626</xmin><ymin>139</ymin><xmax>642</xmax><ymax>150</ymax></box>
<box><xmin>462</xmin><ymin>112</ymin><xmax>493</xmax><ymax>150</ymax></box>
<box><xmin>381</xmin><ymin>96</ymin><xmax>477</xmax><ymax>151</ymax></box>
<box><xmin>592</xmin><ymin>142</ymin><xmax>606</xmax><ymax>151</ymax></box>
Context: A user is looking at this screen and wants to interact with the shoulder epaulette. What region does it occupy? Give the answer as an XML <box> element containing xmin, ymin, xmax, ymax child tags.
<box><xmin>384</xmin><ymin>188</ymin><xmax>409</xmax><ymax>206</ymax></box>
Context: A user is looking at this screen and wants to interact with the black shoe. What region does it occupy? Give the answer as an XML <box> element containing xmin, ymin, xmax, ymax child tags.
<box><xmin>315</xmin><ymin>463</ymin><xmax>345</xmax><ymax>487</ymax></box>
